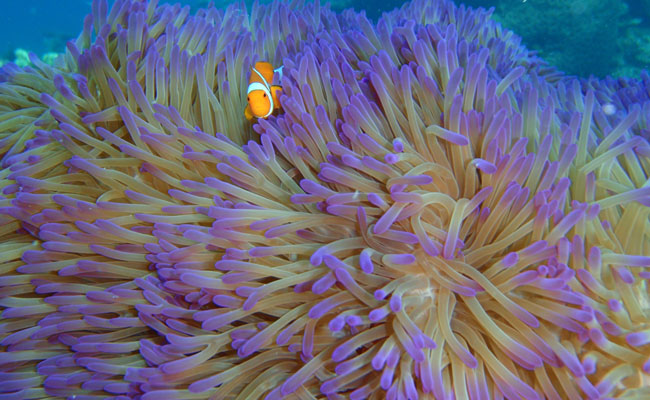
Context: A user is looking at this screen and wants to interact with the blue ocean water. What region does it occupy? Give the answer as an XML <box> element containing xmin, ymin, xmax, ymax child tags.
<box><xmin>1</xmin><ymin>0</ymin><xmax>649</xmax><ymax>78</ymax></box>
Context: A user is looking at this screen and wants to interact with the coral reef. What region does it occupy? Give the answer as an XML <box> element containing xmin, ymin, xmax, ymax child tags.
<box><xmin>493</xmin><ymin>0</ymin><xmax>629</xmax><ymax>78</ymax></box>
<box><xmin>620</xmin><ymin>24</ymin><xmax>650</xmax><ymax>78</ymax></box>
<box><xmin>0</xmin><ymin>48</ymin><xmax>60</xmax><ymax>68</ymax></box>
<box><xmin>1</xmin><ymin>0</ymin><xmax>649</xmax><ymax>399</ymax></box>
<box><xmin>462</xmin><ymin>0</ymin><xmax>650</xmax><ymax>78</ymax></box>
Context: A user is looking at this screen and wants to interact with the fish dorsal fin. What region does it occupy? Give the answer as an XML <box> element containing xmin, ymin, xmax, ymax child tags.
<box><xmin>254</xmin><ymin>62</ymin><xmax>275</xmax><ymax>84</ymax></box>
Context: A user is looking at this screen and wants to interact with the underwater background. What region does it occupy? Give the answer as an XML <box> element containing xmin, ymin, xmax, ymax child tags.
<box><xmin>2</xmin><ymin>0</ymin><xmax>650</xmax><ymax>78</ymax></box>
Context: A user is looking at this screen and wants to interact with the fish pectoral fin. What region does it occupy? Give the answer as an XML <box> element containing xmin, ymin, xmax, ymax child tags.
<box><xmin>245</xmin><ymin>104</ymin><xmax>254</xmax><ymax>120</ymax></box>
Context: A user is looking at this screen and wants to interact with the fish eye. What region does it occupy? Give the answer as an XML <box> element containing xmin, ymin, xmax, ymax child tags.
<box><xmin>263</xmin><ymin>93</ymin><xmax>267</xmax><ymax>97</ymax></box>
<box><xmin>247</xmin><ymin>96</ymin><xmax>250</xmax><ymax>101</ymax></box>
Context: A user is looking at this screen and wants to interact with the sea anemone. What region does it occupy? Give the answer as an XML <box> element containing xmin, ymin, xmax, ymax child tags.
<box><xmin>1</xmin><ymin>0</ymin><xmax>649</xmax><ymax>399</ymax></box>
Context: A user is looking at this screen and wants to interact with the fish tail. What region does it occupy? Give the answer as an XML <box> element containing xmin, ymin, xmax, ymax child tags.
<box><xmin>273</xmin><ymin>66</ymin><xmax>284</xmax><ymax>80</ymax></box>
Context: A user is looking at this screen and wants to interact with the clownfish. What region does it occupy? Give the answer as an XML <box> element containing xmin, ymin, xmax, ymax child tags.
<box><xmin>245</xmin><ymin>61</ymin><xmax>283</xmax><ymax>120</ymax></box>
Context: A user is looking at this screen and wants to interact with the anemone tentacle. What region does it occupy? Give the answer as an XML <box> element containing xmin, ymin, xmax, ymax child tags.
<box><xmin>1</xmin><ymin>0</ymin><xmax>649</xmax><ymax>399</ymax></box>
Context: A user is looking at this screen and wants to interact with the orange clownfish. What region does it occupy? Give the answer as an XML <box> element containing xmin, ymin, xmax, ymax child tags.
<box><xmin>245</xmin><ymin>62</ymin><xmax>283</xmax><ymax>120</ymax></box>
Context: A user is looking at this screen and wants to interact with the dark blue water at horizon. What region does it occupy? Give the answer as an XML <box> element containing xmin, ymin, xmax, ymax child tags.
<box><xmin>1</xmin><ymin>0</ymin><xmax>648</xmax><ymax>78</ymax></box>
